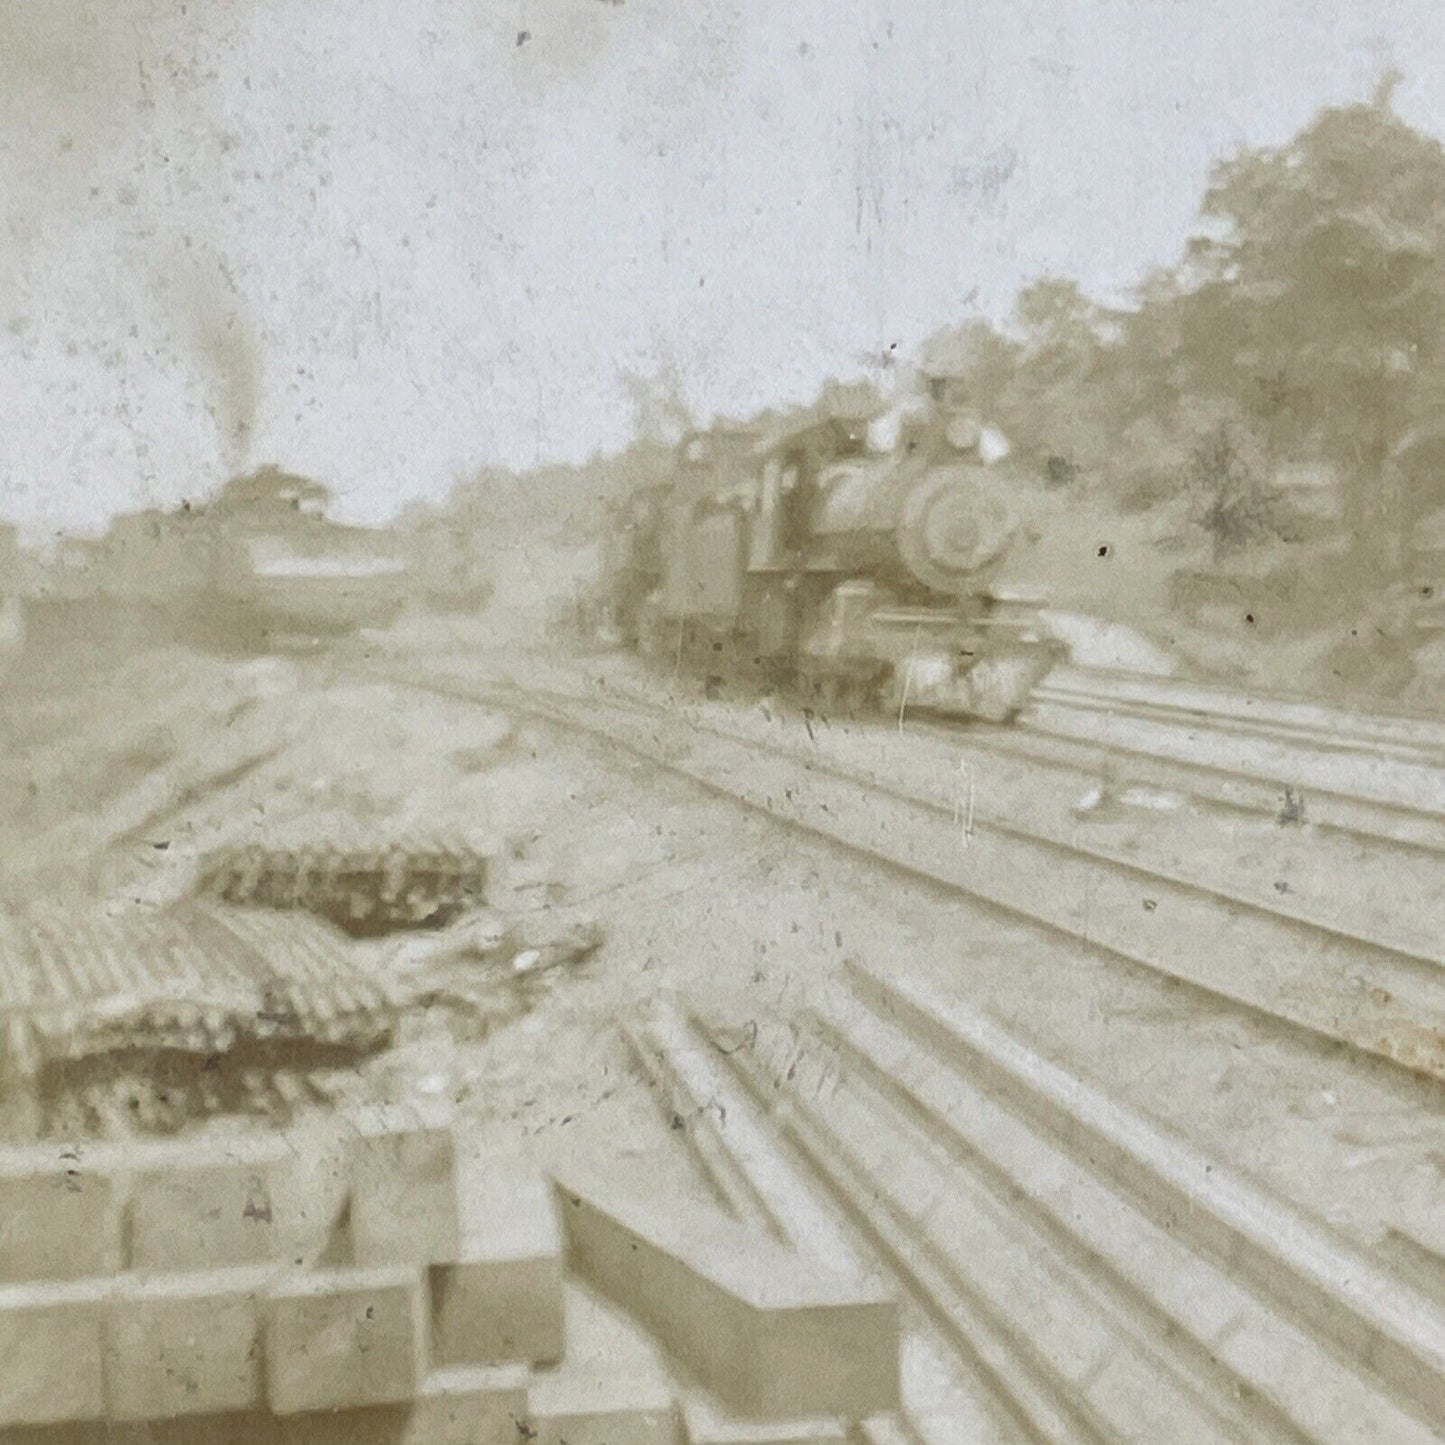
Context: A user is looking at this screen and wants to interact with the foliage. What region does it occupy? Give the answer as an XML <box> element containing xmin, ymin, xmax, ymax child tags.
<box><xmin>1188</xmin><ymin>104</ymin><xmax>1445</xmax><ymax>512</ymax></box>
<box><xmin>938</xmin><ymin>281</ymin><xmax>1122</xmax><ymax>485</ymax></box>
<box><xmin>620</xmin><ymin>364</ymin><xmax>694</xmax><ymax>448</ymax></box>
<box><xmin>1182</xmin><ymin>422</ymin><xmax>1294</xmax><ymax>562</ymax></box>
<box><xmin>924</xmin><ymin>87</ymin><xmax>1445</xmax><ymax>569</ymax></box>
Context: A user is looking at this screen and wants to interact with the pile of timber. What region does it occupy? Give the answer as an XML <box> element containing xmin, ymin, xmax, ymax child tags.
<box><xmin>194</xmin><ymin>827</ymin><xmax>492</xmax><ymax>936</ymax></box>
<box><xmin>0</xmin><ymin>899</ymin><xmax>403</xmax><ymax>1139</ymax></box>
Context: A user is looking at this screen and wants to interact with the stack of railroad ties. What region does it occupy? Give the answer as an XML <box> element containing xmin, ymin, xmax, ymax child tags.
<box><xmin>0</xmin><ymin>1104</ymin><xmax>901</xmax><ymax>1442</ymax></box>
<box><xmin>194</xmin><ymin>826</ymin><xmax>492</xmax><ymax>936</ymax></box>
<box><xmin>0</xmin><ymin>827</ymin><xmax>495</xmax><ymax>1139</ymax></box>
<box><xmin>0</xmin><ymin>1105</ymin><xmax>574</xmax><ymax>1441</ymax></box>
<box><xmin>0</xmin><ymin>900</ymin><xmax>402</xmax><ymax>1138</ymax></box>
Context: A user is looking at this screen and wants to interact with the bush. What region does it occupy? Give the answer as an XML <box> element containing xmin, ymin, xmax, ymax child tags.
<box><xmin>1184</xmin><ymin>425</ymin><xmax>1296</xmax><ymax>561</ymax></box>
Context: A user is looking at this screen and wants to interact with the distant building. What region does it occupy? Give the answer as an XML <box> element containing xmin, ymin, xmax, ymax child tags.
<box><xmin>209</xmin><ymin>465</ymin><xmax>330</xmax><ymax>521</ymax></box>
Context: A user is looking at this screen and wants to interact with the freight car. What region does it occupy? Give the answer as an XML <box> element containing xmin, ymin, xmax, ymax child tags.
<box><xmin>30</xmin><ymin>467</ymin><xmax>420</xmax><ymax>658</ymax></box>
<box><xmin>205</xmin><ymin>466</ymin><xmax>411</xmax><ymax>649</ymax></box>
<box><xmin>592</xmin><ymin>391</ymin><xmax>1065</xmax><ymax>722</ymax></box>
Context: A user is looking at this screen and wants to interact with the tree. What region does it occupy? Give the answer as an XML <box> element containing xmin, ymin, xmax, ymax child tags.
<box><xmin>915</xmin><ymin>320</ymin><xmax>1020</xmax><ymax>417</ymax></box>
<box><xmin>620</xmin><ymin>364</ymin><xmax>693</xmax><ymax>447</ymax></box>
<box><xmin>994</xmin><ymin>278</ymin><xmax>1121</xmax><ymax>482</ymax></box>
<box><xmin>1183</xmin><ymin>420</ymin><xmax>1292</xmax><ymax>563</ymax></box>
<box><xmin>1179</xmin><ymin>95</ymin><xmax>1445</xmax><ymax>570</ymax></box>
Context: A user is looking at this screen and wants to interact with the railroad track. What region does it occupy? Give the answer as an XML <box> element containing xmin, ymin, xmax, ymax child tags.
<box><xmin>379</xmin><ymin>634</ymin><xmax>1445</xmax><ymax>810</ymax></box>
<box><xmin>380</xmin><ymin>660</ymin><xmax>1445</xmax><ymax>1086</ymax></box>
<box><xmin>627</xmin><ymin>982</ymin><xmax>1445</xmax><ymax>1443</ymax></box>
<box><xmin>992</xmin><ymin>666</ymin><xmax>1445</xmax><ymax>852</ymax></box>
<box><xmin>1037</xmin><ymin>665</ymin><xmax>1445</xmax><ymax>761</ymax></box>
<box><xmin>918</xmin><ymin>712</ymin><xmax>1445</xmax><ymax>855</ymax></box>
<box><xmin>381</xmin><ymin>635</ymin><xmax>1445</xmax><ymax>851</ymax></box>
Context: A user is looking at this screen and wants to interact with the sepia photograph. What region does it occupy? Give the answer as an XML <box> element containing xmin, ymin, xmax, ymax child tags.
<box><xmin>1</xmin><ymin>2</ymin><xmax>1444</xmax><ymax>1441</ymax></box>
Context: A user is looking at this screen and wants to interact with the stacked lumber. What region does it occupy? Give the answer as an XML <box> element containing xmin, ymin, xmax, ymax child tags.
<box><xmin>194</xmin><ymin>827</ymin><xmax>492</xmax><ymax>936</ymax></box>
<box><xmin>0</xmin><ymin>900</ymin><xmax>403</xmax><ymax>1139</ymax></box>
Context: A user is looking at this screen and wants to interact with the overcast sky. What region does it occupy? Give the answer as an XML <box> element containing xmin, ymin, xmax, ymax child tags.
<box><xmin>1</xmin><ymin>0</ymin><xmax>1440</xmax><ymax>541</ymax></box>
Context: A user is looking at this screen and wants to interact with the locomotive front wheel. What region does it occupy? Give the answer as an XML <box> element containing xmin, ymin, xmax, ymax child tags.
<box><xmin>796</xmin><ymin>669</ymin><xmax>839</xmax><ymax>713</ymax></box>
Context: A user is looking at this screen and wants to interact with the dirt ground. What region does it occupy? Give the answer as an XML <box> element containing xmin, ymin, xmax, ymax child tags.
<box><xmin>386</xmin><ymin>627</ymin><xmax>1445</xmax><ymax>1257</ymax></box>
<box><xmin>1</xmin><ymin>603</ymin><xmax>1441</xmax><ymax>1263</ymax></box>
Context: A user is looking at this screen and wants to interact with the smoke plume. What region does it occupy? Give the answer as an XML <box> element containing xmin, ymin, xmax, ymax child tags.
<box><xmin>162</xmin><ymin>250</ymin><xmax>262</xmax><ymax>478</ymax></box>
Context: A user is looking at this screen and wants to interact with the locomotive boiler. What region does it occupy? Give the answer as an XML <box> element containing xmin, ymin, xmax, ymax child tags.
<box><xmin>597</xmin><ymin>395</ymin><xmax>1064</xmax><ymax>722</ymax></box>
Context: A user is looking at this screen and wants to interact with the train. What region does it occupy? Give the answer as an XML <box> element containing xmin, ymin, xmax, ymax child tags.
<box><xmin>589</xmin><ymin>385</ymin><xmax>1067</xmax><ymax>722</ymax></box>
<box><xmin>27</xmin><ymin>466</ymin><xmax>491</xmax><ymax>661</ymax></box>
<box><xmin>204</xmin><ymin>467</ymin><xmax>413</xmax><ymax>648</ymax></box>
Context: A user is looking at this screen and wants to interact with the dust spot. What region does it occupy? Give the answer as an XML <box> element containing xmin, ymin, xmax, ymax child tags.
<box><xmin>1277</xmin><ymin>787</ymin><xmax>1306</xmax><ymax>826</ymax></box>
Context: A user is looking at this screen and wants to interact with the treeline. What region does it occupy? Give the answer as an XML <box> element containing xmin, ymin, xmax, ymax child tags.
<box><xmin>434</xmin><ymin>444</ymin><xmax>675</xmax><ymax>550</ymax></box>
<box><xmin>920</xmin><ymin>90</ymin><xmax>1445</xmax><ymax>569</ymax></box>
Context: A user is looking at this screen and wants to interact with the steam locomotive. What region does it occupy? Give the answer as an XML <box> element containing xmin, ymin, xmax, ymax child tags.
<box><xmin>593</xmin><ymin>387</ymin><xmax>1065</xmax><ymax>722</ymax></box>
